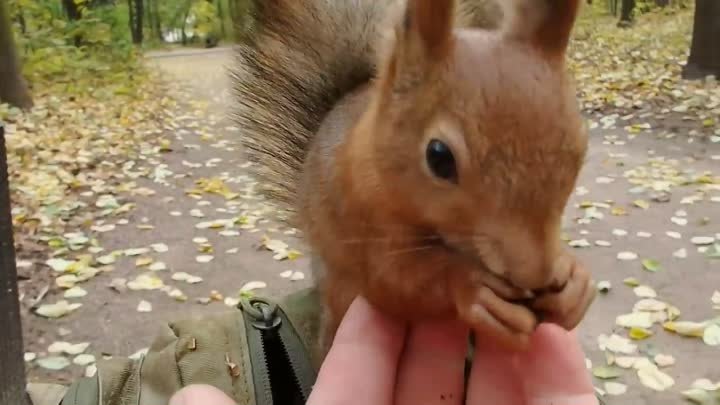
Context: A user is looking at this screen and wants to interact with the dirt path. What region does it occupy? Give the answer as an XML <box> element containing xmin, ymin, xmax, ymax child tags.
<box><xmin>23</xmin><ymin>48</ymin><xmax>719</xmax><ymax>405</ymax></box>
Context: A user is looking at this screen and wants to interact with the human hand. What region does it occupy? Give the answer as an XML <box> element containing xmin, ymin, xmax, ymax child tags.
<box><xmin>170</xmin><ymin>296</ymin><xmax>598</xmax><ymax>405</ymax></box>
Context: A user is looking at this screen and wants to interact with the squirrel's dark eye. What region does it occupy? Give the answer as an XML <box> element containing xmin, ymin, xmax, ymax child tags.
<box><xmin>426</xmin><ymin>139</ymin><xmax>457</xmax><ymax>182</ymax></box>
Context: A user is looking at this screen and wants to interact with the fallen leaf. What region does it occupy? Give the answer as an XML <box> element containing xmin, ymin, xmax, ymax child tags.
<box><xmin>96</xmin><ymin>254</ymin><xmax>116</xmax><ymax>265</ymax></box>
<box><xmin>634</xmin><ymin>299</ymin><xmax>668</xmax><ymax>312</ymax></box>
<box><xmin>597</xmin><ymin>280</ymin><xmax>612</xmax><ymax>293</ymax></box>
<box><xmin>240</xmin><ymin>281</ymin><xmax>267</xmax><ymax>293</ymax></box>
<box><xmin>629</xmin><ymin>327</ymin><xmax>654</xmax><ymax>340</ymax></box>
<box><xmin>613</xmin><ymin>229</ymin><xmax>628</xmax><ymax>237</ymax></box>
<box><xmin>593</xmin><ymin>366</ymin><xmax>622</xmax><ymax>380</ymax></box>
<box><xmin>691</xmin><ymin>236</ymin><xmax>716</xmax><ymax>245</ymax></box>
<box><xmin>35</xmin><ymin>301</ymin><xmax>82</xmax><ymax>318</ymax></box>
<box><xmin>682</xmin><ymin>388</ymin><xmax>713</xmax><ymax>405</ymax></box>
<box><xmin>224</xmin><ymin>297</ymin><xmax>241</xmax><ymax>307</ymax></box>
<box><xmin>663</xmin><ymin>321</ymin><xmax>706</xmax><ymax>337</ymax></box>
<box><xmin>654</xmin><ymin>354</ymin><xmax>675</xmax><ymax>367</ymax></box>
<box><xmin>633</xmin><ymin>199</ymin><xmax>650</xmax><ymax>210</ymax></box>
<box><xmin>151</xmin><ymin>243</ymin><xmax>169</xmax><ymax>253</ymax></box>
<box><xmin>73</xmin><ymin>354</ymin><xmax>96</xmax><ymax>366</ymax></box>
<box><xmin>673</xmin><ymin>248</ymin><xmax>687</xmax><ymax>259</ymax></box>
<box><xmin>614</xmin><ymin>356</ymin><xmax>641</xmax><ymax>369</ymax></box>
<box><xmin>666</xmin><ymin>231</ymin><xmax>683</xmax><ymax>239</ymax></box>
<box><xmin>137</xmin><ymin>300</ymin><xmax>153</xmax><ymax>313</ymax></box>
<box><xmin>634</xmin><ymin>285</ymin><xmax>657</xmax><ymax>298</ymax></box>
<box><xmin>702</xmin><ymin>324</ymin><xmax>720</xmax><ymax>346</ymax></box>
<box><xmin>604</xmin><ymin>382</ymin><xmax>628</xmax><ymax>396</ymax></box>
<box><xmin>642</xmin><ymin>259</ymin><xmax>661</xmax><ymax>272</ymax></box>
<box><xmin>46</xmin><ymin>258</ymin><xmax>74</xmax><ymax>272</ymax></box>
<box><xmin>617</xmin><ymin>312</ymin><xmax>654</xmax><ymax>329</ymax></box>
<box><xmin>691</xmin><ymin>379</ymin><xmax>720</xmax><ymax>391</ymax></box>
<box><xmin>598</xmin><ymin>334</ymin><xmax>637</xmax><ymax>355</ymax></box>
<box><xmin>149</xmin><ymin>262</ymin><xmax>168</xmax><ymax>271</ymax></box>
<box><xmin>125</xmin><ymin>248</ymin><xmax>150</xmax><ymax>256</ymax></box>
<box><xmin>617</xmin><ymin>251</ymin><xmax>638</xmax><ymax>261</ymax></box>
<box><xmin>127</xmin><ymin>274</ymin><xmax>164</xmax><ymax>291</ymax></box>
<box><xmin>637</xmin><ymin>364</ymin><xmax>674</xmax><ymax>391</ymax></box>
<box><xmin>569</xmin><ymin>239</ymin><xmax>591</xmax><ymax>248</ymax></box>
<box><xmin>37</xmin><ymin>357</ymin><xmax>71</xmax><ymax>371</ymax></box>
<box><xmin>48</xmin><ymin>342</ymin><xmax>89</xmax><ymax>355</ymax></box>
<box><xmin>64</xmin><ymin>286</ymin><xmax>87</xmax><ymax>299</ymax></box>
<box><xmin>135</xmin><ymin>257</ymin><xmax>154</xmax><ymax>267</ymax></box>
<box><xmin>623</xmin><ymin>278</ymin><xmax>640</xmax><ymax>287</ymax></box>
<box><xmin>196</xmin><ymin>255</ymin><xmax>214</xmax><ymax>263</ymax></box>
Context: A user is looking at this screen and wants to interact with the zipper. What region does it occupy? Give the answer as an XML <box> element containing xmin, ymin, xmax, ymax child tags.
<box><xmin>241</xmin><ymin>296</ymin><xmax>317</xmax><ymax>405</ymax></box>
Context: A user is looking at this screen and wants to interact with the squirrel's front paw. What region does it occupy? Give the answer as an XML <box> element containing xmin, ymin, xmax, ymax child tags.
<box><xmin>532</xmin><ymin>255</ymin><xmax>596</xmax><ymax>330</ymax></box>
<box><xmin>455</xmin><ymin>284</ymin><xmax>538</xmax><ymax>350</ymax></box>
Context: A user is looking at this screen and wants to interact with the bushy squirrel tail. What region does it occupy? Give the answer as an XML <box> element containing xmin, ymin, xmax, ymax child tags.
<box><xmin>232</xmin><ymin>0</ymin><xmax>501</xmax><ymax>209</ymax></box>
<box><xmin>232</xmin><ymin>0</ymin><xmax>388</xmax><ymax>207</ymax></box>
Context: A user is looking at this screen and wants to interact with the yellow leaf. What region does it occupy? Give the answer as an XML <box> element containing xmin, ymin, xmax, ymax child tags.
<box><xmin>611</xmin><ymin>206</ymin><xmax>627</xmax><ymax>216</ymax></box>
<box><xmin>287</xmin><ymin>250</ymin><xmax>303</xmax><ymax>260</ymax></box>
<box><xmin>633</xmin><ymin>200</ymin><xmax>650</xmax><ymax>210</ymax></box>
<box><xmin>629</xmin><ymin>327</ymin><xmax>653</xmax><ymax>340</ymax></box>
<box><xmin>662</xmin><ymin>321</ymin><xmax>706</xmax><ymax>338</ymax></box>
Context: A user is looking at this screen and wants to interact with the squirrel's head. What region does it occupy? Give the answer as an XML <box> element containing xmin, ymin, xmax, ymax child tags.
<box><xmin>360</xmin><ymin>0</ymin><xmax>587</xmax><ymax>291</ymax></box>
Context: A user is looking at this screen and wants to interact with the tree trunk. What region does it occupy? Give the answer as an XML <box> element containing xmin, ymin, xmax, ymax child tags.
<box><xmin>216</xmin><ymin>0</ymin><xmax>226</xmax><ymax>38</ymax></box>
<box><xmin>683</xmin><ymin>0</ymin><xmax>720</xmax><ymax>79</ymax></box>
<box><xmin>181</xmin><ymin>2</ymin><xmax>191</xmax><ymax>45</ymax></box>
<box><xmin>62</xmin><ymin>0</ymin><xmax>85</xmax><ymax>46</ymax></box>
<box><xmin>128</xmin><ymin>0</ymin><xmax>143</xmax><ymax>44</ymax></box>
<box><xmin>0</xmin><ymin>0</ymin><xmax>33</xmax><ymax>109</ymax></box>
<box><xmin>150</xmin><ymin>0</ymin><xmax>162</xmax><ymax>41</ymax></box>
<box><xmin>61</xmin><ymin>0</ymin><xmax>82</xmax><ymax>20</ymax></box>
<box><xmin>618</xmin><ymin>0</ymin><xmax>636</xmax><ymax>26</ymax></box>
<box><xmin>0</xmin><ymin>125</ymin><xmax>31</xmax><ymax>405</ymax></box>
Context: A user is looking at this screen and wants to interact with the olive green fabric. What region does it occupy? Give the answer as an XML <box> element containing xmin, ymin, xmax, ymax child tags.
<box><xmin>32</xmin><ymin>288</ymin><xmax>323</xmax><ymax>405</ymax></box>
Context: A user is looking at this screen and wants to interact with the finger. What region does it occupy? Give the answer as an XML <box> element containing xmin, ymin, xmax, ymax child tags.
<box><xmin>465</xmin><ymin>333</ymin><xmax>524</xmax><ymax>405</ymax></box>
<box><xmin>306</xmin><ymin>296</ymin><xmax>407</xmax><ymax>405</ymax></box>
<box><xmin>169</xmin><ymin>385</ymin><xmax>237</xmax><ymax>405</ymax></box>
<box><xmin>517</xmin><ymin>324</ymin><xmax>598</xmax><ymax>405</ymax></box>
<box><xmin>394</xmin><ymin>321</ymin><xmax>469</xmax><ymax>405</ymax></box>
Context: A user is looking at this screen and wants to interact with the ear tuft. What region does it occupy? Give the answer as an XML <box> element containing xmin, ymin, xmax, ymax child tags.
<box><xmin>501</xmin><ymin>0</ymin><xmax>580</xmax><ymax>58</ymax></box>
<box><xmin>405</xmin><ymin>0</ymin><xmax>456</xmax><ymax>60</ymax></box>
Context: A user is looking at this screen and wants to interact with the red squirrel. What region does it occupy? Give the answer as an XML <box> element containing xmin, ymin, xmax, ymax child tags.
<box><xmin>233</xmin><ymin>0</ymin><xmax>595</xmax><ymax>354</ymax></box>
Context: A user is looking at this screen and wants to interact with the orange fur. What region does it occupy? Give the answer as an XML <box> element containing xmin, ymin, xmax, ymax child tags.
<box><xmin>235</xmin><ymin>0</ymin><xmax>595</xmax><ymax>355</ymax></box>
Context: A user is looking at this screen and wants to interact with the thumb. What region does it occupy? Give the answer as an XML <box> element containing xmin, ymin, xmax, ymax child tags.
<box><xmin>169</xmin><ymin>385</ymin><xmax>237</xmax><ymax>405</ymax></box>
<box><xmin>516</xmin><ymin>324</ymin><xmax>598</xmax><ymax>405</ymax></box>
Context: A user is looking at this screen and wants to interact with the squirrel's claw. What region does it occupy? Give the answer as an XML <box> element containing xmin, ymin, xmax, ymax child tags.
<box><xmin>531</xmin><ymin>258</ymin><xmax>596</xmax><ymax>331</ymax></box>
<box><xmin>456</xmin><ymin>284</ymin><xmax>538</xmax><ymax>351</ymax></box>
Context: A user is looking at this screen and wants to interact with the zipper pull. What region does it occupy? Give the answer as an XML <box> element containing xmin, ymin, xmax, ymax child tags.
<box><xmin>240</xmin><ymin>297</ymin><xmax>282</xmax><ymax>331</ymax></box>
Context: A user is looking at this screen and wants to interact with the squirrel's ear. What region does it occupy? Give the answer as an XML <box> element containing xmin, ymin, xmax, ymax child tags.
<box><xmin>501</xmin><ymin>0</ymin><xmax>580</xmax><ymax>59</ymax></box>
<box><xmin>382</xmin><ymin>0</ymin><xmax>455</xmax><ymax>93</ymax></box>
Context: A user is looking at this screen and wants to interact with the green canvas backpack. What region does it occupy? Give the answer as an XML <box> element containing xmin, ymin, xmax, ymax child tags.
<box><xmin>28</xmin><ymin>287</ymin><xmax>324</xmax><ymax>405</ymax></box>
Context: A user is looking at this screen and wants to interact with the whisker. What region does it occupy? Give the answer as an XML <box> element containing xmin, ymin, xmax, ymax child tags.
<box><xmin>338</xmin><ymin>234</ymin><xmax>445</xmax><ymax>245</ymax></box>
<box><xmin>384</xmin><ymin>245</ymin><xmax>437</xmax><ymax>257</ymax></box>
